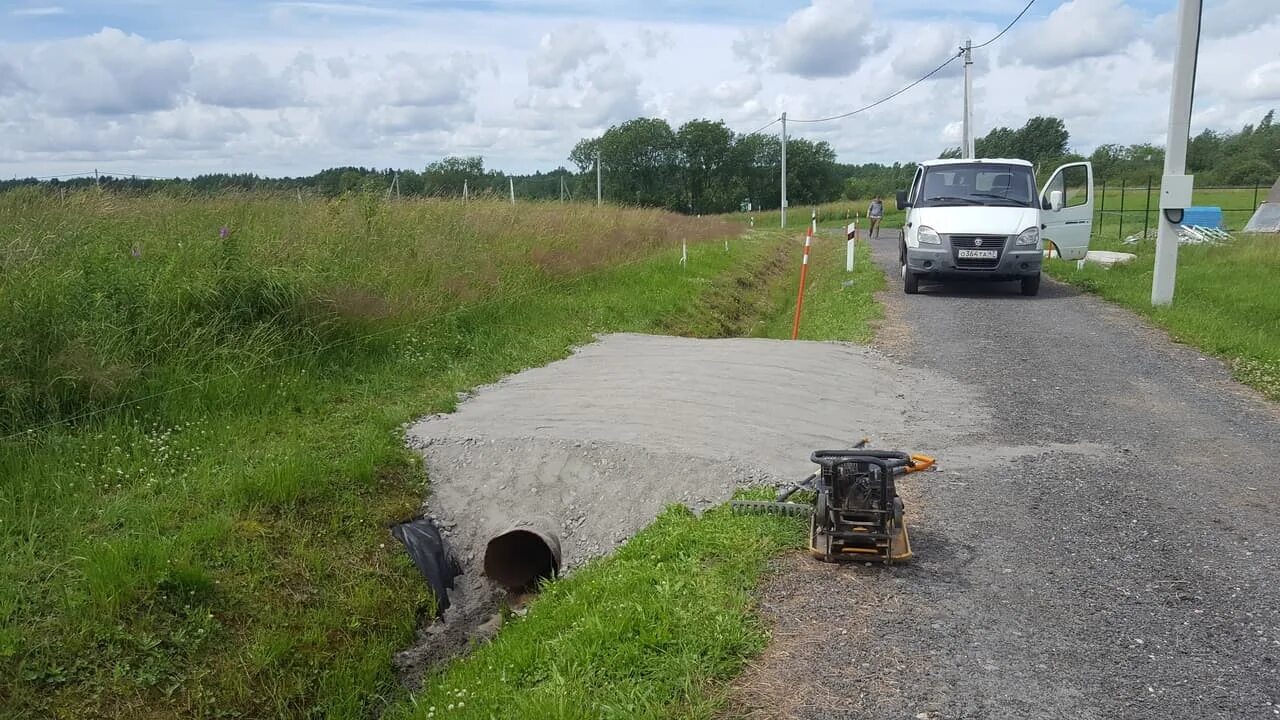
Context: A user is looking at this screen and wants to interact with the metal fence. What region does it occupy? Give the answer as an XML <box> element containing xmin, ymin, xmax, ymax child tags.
<box><xmin>1095</xmin><ymin>178</ymin><xmax>1266</xmax><ymax>241</ymax></box>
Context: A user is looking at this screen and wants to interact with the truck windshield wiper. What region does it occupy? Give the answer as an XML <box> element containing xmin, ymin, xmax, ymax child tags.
<box><xmin>923</xmin><ymin>196</ymin><xmax>983</xmax><ymax>206</ymax></box>
<box><xmin>969</xmin><ymin>193</ymin><xmax>1030</xmax><ymax>206</ymax></box>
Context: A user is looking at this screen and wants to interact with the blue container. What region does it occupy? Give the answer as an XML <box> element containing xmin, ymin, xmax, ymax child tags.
<box><xmin>1180</xmin><ymin>206</ymin><xmax>1223</xmax><ymax>229</ymax></box>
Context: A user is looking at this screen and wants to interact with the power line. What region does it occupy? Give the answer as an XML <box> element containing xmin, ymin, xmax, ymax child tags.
<box><xmin>789</xmin><ymin>51</ymin><xmax>963</xmax><ymax>124</ymax></box>
<box><xmin>788</xmin><ymin>0</ymin><xmax>1037</xmax><ymax>125</ymax></box>
<box><xmin>973</xmin><ymin>0</ymin><xmax>1036</xmax><ymax>49</ymax></box>
<box><xmin>742</xmin><ymin>116</ymin><xmax>782</xmax><ymax>137</ymax></box>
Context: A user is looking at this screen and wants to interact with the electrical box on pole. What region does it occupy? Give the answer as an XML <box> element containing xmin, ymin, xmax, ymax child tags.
<box><xmin>1152</xmin><ymin>0</ymin><xmax>1202</xmax><ymax>306</ymax></box>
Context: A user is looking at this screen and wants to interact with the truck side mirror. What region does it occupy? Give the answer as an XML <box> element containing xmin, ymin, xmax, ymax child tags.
<box><xmin>895</xmin><ymin>190</ymin><xmax>910</xmax><ymax>210</ymax></box>
<box><xmin>1048</xmin><ymin>190</ymin><xmax>1064</xmax><ymax>212</ymax></box>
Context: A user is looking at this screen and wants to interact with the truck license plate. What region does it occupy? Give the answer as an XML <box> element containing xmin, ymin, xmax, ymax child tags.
<box><xmin>958</xmin><ymin>249</ymin><xmax>998</xmax><ymax>259</ymax></box>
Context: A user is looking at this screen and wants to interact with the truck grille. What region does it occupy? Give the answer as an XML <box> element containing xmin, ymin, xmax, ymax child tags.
<box><xmin>949</xmin><ymin>235</ymin><xmax>1008</xmax><ymax>270</ymax></box>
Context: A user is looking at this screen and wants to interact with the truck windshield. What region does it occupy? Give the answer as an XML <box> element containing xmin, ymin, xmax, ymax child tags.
<box><xmin>917</xmin><ymin>164</ymin><xmax>1036</xmax><ymax>208</ymax></box>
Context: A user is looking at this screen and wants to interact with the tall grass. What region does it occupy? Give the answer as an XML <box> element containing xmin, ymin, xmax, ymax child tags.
<box><xmin>0</xmin><ymin>188</ymin><xmax>730</xmax><ymax>434</ymax></box>
<box><xmin>0</xmin><ymin>188</ymin><xmax>749</xmax><ymax>719</ymax></box>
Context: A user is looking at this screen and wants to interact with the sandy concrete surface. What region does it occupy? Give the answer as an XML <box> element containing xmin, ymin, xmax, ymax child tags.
<box><xmin>395</xmin><ymin>332</ymin><xmax>1018</xmax><ymax>681</ymax></box>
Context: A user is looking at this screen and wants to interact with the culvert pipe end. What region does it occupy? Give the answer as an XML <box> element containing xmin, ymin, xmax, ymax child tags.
<box><xmin>483</xmin><ymin>526</ymin><xmax>562</xmax><ymax>592</ymax></box>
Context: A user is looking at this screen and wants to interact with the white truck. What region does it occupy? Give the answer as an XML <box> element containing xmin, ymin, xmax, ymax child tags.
<box><xmin>895</xmin><ymin>158</ymin><xmax>1094</xmax><ymax>296</ymax></box>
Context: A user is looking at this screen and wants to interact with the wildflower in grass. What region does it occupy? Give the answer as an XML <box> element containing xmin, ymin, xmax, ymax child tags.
<box><xmin>219</xmin><ymin>226</ymin><xmax>230</xmax><ymax>239</ymax></box>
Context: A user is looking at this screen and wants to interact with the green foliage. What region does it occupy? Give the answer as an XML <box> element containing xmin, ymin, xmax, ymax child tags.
<box><xmin>0</xmin><ymin>191</ymin><xmax>760</xmax><ymax>719</ymax></box>
<box><xmin>570</xmin><ymin>117</ymin><xmax>844</xmax><ymax>214</ymax></box>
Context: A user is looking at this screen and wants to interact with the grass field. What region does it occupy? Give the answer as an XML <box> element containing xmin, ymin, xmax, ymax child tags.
<box><xmin>740</xmin><ymin>199</ymin><xmax>906</xmax><ymax>233</ymax></box>
<box><xmin>1047</xmin><ymin>229</ymin><xmax>1280</xmax><ymax>401</ymax></box>
<box><xmin>1090</xmin><ymin>185</ymin><xmax>1261</xmax><ymax>242</ymax></box>
<box><xmin>0</xmin><ymin>188</ymin><xmax>792</xmax><ymax>719</ymax></box>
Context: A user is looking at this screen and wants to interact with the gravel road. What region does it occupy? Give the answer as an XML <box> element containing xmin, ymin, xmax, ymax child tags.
<box><xmin>730</xmin><ymin>234</ymin><xmax>1280</xmax><ymax>719</ymax></box>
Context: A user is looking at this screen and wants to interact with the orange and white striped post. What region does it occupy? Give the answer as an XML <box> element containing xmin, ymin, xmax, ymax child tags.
<box><xmin>790</xmin><ymin>226</ymin><xmax>813</xmax><ymax>340</ymax></box>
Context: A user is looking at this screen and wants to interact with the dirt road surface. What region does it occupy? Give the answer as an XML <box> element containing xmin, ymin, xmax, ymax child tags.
<box><xmin>730</xmin><ymin>234</ymin><xmax>1280</xmax><ymax>719</ymax></box>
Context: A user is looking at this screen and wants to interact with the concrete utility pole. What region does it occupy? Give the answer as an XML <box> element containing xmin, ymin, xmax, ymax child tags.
<box><xmin>962</xmin><ymin>39</ymin><xmax>975</xmax><ymax>158</ymax></box>
<box><xmin>1152</xmin><ymin>0</ymin><xmax>1202</xmax><ymax>306</ymax></box>
<box><xmin>780</xmin><ymin>112</ymin><xmax>788</xmax><ymax>229</ymax></box>
<box><xmin>596</xmin><ymin>151</ymin><xmax>602</xmax><ymax>206</ymax></box>
<box><xmin>509</xmin><ymin>177</ymin><xmax>515</xmax><ymax>204</ymax></box>
<box><xmin>463</xmin><ymin>179</ymin><xmax>468</xmax><ymax>203</ymax></box>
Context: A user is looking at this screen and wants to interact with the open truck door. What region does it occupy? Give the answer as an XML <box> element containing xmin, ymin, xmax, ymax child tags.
<box><xmin>1040</xmin><ymin>161</ymin><xmax>1093</xmax><ymax>261</ymax></box>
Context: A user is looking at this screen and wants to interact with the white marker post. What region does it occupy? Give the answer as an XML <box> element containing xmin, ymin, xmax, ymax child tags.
<box><xmin>846</xmin><ymin>220</ymin><xmax>857</xmax><ymax>272</ymax></box>
<box><xmin>1152</xmin><ymin>0</ymin><xmax>1202</xmax><ymax>306</ymax></box>
<box><xmin>680</xmin><ymin>239</ymin><xmax>688</xmax><ymax>267</ymax></box>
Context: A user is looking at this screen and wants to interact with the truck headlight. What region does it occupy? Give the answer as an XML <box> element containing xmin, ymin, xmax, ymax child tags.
<box><xmin>917</xmin><ymin>226</ymin><xmax>941</xmax><ymax>245</ymax></box>
<box><xmin>1016</xmin><ymin>227</ymin><xmax>1040</xmax><ymax>247</ymax></box>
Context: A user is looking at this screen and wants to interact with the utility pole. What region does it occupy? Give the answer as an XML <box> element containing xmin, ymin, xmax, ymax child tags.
<box><xmin>94</xmin><ymin>168</ymin><xmax>100</xmax><ymax>189</ymax></box>
<box><xmin>509</xmin><ymin>177</ymin><xmax>515</xmax><ymax>204</ymax></box>
<box><xmin>463</xmin><ymin>179</ymin><xmax>468</xmax><ymax>203</ymax></box>
<box><xmin>780</xmin><ymin>112</ymin><xmax>788</xmax><ymax>229</ymax></box>
<box><xmin>1152</xmin><ymin>0</ymin><xmax>1202</xmax><ymax>306</ymax></box>
<box><xmin>596</xmin><ymin>150</ymin><xmax>602</xmax><ymax>206</ymax></box>
<box><xmin>962</xmin><ymin>39</ymin><xmax>975</xmax><ymax>159</ymax></box>
<box><xmin>560</xmin><ymin>176</ymin><xmax>565</xmax><ymax>203</ymax></box>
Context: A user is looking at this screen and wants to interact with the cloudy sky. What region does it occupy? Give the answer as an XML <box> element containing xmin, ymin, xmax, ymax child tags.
<box><xmin>1</xmin><ymin>0</ymin><xmax>1277</xmax><ymax>179</ymax></box>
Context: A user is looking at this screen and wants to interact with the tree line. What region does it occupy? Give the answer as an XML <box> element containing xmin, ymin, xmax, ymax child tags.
<box><xmin>3</xmin><ymin>110</ymin><xmax>1274</xmax><ymax>209</ymax></box>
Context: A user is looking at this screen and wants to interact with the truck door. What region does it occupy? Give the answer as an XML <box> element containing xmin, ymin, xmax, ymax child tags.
<box><xmin>1039</xmin><ymin>161</ymin><xmax>1093</xmax><ymax>261</ymax></box>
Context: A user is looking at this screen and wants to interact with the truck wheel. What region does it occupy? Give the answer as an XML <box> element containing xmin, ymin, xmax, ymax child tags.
<box><xmin>902</xmin><ymin>263</ymin><xmax>920</xmax><ymax>294</ymax></box>
<box><xmin>1021</xmin><ymin>273</ymin><xmax>1041</xmax><ymax>296</ymax></box>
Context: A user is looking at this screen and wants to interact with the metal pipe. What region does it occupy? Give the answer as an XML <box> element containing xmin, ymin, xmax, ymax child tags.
<box><xmin>483</xmin><ymin>524</ymin><xmax>562</xmax><ymax>592</ymax></box>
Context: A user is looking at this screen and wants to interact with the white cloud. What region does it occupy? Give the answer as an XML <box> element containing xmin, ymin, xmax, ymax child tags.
<box><xmin>638</xmin><ymin>28</ymin><xmax>673</xmax><ymax>58</ymax></box>
<box><xmin>380</xmin><ymin>53</ymin><xmax>479</xmax><ymax>108</ymax></box>
<box><xmin>1008</xmin><ymin>0</ymin><xmax>1140</xmax><ymax>68</ymax></box>
<box><xmin>710</xmin><ymin>76</ymin><xmax>761</xmax><ymax>107</ymax></box>
<box><xmin>773</xmin><ymin>0</ymin><xmax>882</xmax><ymax>78</ymax></box>
<box><xmin>20</xmin><ymin>28</ymin><xmax>193</xmax><ymax>115</ymax></box>
<box><xmin>325</xmin><ymin>56</ymin><xmax>350</xmax><ymax>79</ymax></box>
<box><xmin>10</xmin><ymin>6</ymin><xmax>66</xmax><ymax>16</ymax></box>
<box><xmin>191</xmin><ymin>53</ymin><xmax>307</xmax><ymax>109</ymax></box>
<box><xmin>149</xmin><ymin>103</ymin><xmax>251</xmax><ymax>147</ymax></box>
<box><xmin>1201</xmin><ymin>0</ymin><xmax>1280</xmax><ymax>38</ymax></box>
<box><xmin>1233</xmin><ymin>61</ymin><xmax>1280</xmax><ymax>103</ymax></box>
<box><xmin>887</xmin><ymin>23</ymin><xmax>964</xmax><ymax>81</ymax></box>
<box><xmin>527</xmin><ymin>24</ymin><xmax>607</xmax><ymax>88</ymax></box>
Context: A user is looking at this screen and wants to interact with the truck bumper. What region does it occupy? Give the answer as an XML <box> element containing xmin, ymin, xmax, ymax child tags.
<box><xmin>905</xmin><ymin>245</ymin><xmax>1042</xmax><ymax>280</ymax></box>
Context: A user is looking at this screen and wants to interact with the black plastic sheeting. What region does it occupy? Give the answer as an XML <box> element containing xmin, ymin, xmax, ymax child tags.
<box><xmin>390</xmin><ymin>517</ymin><xmax>463</xmax><ymax>619</ymax></box>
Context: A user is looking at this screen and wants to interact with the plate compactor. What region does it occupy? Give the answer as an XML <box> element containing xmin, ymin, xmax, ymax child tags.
<box><xmin>732</xmin><ymin>444</ymin><xmax>935</xmax><ymax>563</ymax></box>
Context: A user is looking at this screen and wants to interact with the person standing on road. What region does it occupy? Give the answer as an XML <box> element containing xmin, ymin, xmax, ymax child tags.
<box><xmin>867</xmin><ymin>196</ymin><xmax>884</xmax><ymax>240</ymax></box>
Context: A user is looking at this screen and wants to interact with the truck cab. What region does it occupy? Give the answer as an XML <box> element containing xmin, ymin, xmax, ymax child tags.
<box><xmin>896</xmin><ymin>158</ymin><xmax>1094</xmax><ymax>296</ymax></box>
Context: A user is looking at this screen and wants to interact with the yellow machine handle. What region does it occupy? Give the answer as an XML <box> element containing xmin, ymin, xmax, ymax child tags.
<box><xmin>904</xmin><ymin>454</ymin><xmax>936</xmax><ymax>473</ymax></box>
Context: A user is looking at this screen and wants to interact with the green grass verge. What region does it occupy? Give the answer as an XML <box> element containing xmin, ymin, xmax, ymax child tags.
<box><xmin>0</xmin><ymin>190</ymin><xmax>779</xmax><ymax>719</ymax></box>
<box><xmin>389</xmin><ymin>500</ymin><xmax>804</xmax><ymax>720</ymax></box>
<box><xmin>1045</xmin><ymin>233</ymin><xmax>1280</xmax><ymax>400</ymax></box>
<box><xmin>754</xmin><ymin>232</ymin><xmax>886</xmax><ymax>342</ymax></box>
